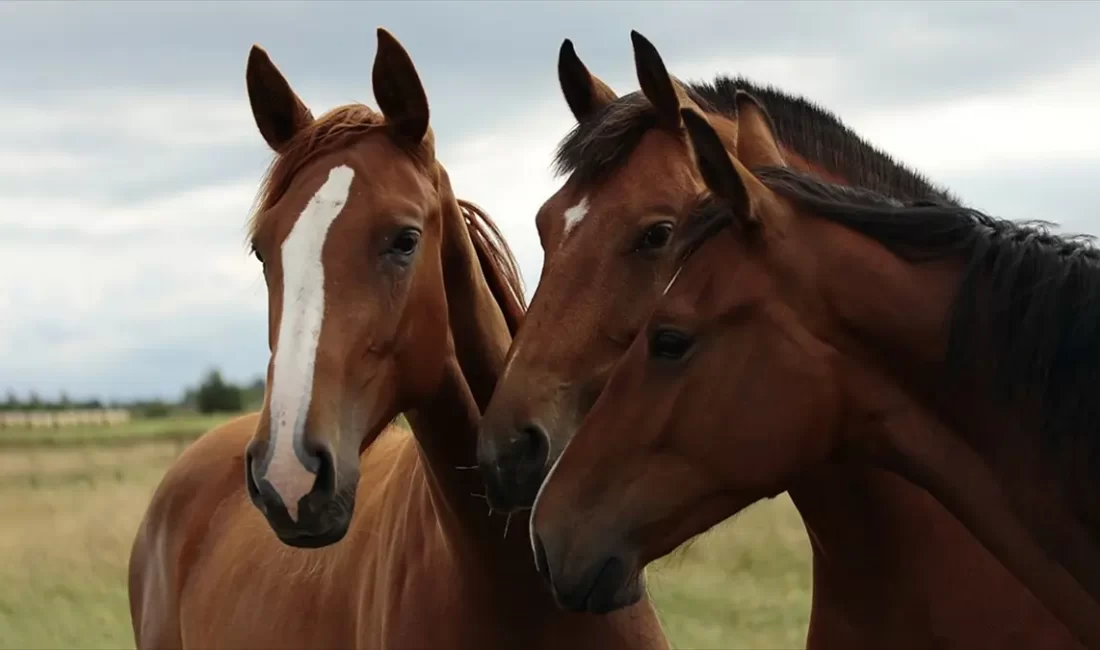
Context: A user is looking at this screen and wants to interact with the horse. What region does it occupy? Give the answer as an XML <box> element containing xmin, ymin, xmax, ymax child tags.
<box><xmin>528</xmin><ymin>98</ymin><xmax>1100</xmax><ymax>647</ymax></box>
<box><xmin>477</xmin><ymin>32</ymin><xmax>1081</xmax><ymax>648</ymax></box>
<box><xmin>127</xmin><ymin>29</ymin><xmax>668</xmax><ymax>650</ymax></box>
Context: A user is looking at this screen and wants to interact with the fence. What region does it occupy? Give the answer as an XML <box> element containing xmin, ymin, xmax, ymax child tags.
<box><xmin>0</xmin><ymin>409</ymin><xmax>132</xmax><ymax>430</ymax></box>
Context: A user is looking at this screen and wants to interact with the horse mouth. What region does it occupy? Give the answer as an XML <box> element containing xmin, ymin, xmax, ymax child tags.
<box><xmin>255</xmin><ymin>482</ymin><xmax>357</xmax><ymax>550</ymax></box>
<box><xmin>275</xmin><ymin>522</ymin><xmax>350</xmax><ymax>549</ymax></box>
<box><xmin>557</xmin><ymin>554</ymin><xmax>643</xmax><ymax>614</ymax></box>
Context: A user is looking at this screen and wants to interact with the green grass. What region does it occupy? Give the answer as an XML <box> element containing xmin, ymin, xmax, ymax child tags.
<box><xmin>0</xmin><ymin>414</ymin><xmax>232</xmax><ymax>449</ymax></box>
<box><xmin>0</xmin><ymin>420</ymin><xmax>812</xmax><ymax>650</ymax></box>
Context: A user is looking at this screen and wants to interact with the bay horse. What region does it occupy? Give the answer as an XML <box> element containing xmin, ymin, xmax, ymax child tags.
<box><xmin>128</xmin><ymin>29</ymin><xmax>668</xmax><ymax>649</ymax></box>
<box><xmin>528</xmin><ymin>101</ymin><xmax>1100</xmax><ymax>647</ymax></box>
<box><xmin>479</xmin><ymin>32</ymin><xmax>1080</xmax><ymax>648</ymax></box>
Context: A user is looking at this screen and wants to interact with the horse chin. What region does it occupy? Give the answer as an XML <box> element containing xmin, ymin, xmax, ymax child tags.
<box><xmin>275</xmin><ymin>521</ymin><xmax>351</xmax><ymax>549</ymax></box>
<box><xmin>583</xmin><ymin>566</ymin><xmax>646</xmax><ymax>615</ymax></box>
<box><xmin>538</xmin><ymin>541</ymin><xmax>646</xmax><ymax>614</ymax></box>
<box><xmin>262</xmin><ymin>482</ymin><xmax>358</xmax><ymax>550</ymax></box>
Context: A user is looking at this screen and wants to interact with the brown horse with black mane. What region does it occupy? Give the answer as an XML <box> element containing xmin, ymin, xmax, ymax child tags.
<box><xmin>480</xmin><ymin>32</ymin><xmax>1080</xmax><ymax>648</ymax></box>
<box><xmin>529</xmin><ymin>98</ymin><xmax>1100</xmax><ymax>647</ymax></box>
<box><xmin>127</xmin><ymin>29</ymin><xmax>667</xmax><ymax>650</ymax></box>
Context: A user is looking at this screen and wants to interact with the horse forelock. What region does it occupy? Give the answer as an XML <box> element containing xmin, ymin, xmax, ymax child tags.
<box><xmin>246</xmin><ymin>103</ymin><xmax>429</xmax><ymax>243</ymax></box>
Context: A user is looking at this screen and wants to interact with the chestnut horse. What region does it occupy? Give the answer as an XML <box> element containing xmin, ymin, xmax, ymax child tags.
<box><xmin>479</xmin><ymin>32</ymin><xmax>1079</xmax><ymax>648</ymax></box>
<box><xmin>128</xmin><ymin>30</ymin><xmax>668</xmax><ymax>650</ymax></box>
<box><xmin>529</xmin><ymin>102</ymin><xmax>1100</xmax><ymax>647</ymax></box>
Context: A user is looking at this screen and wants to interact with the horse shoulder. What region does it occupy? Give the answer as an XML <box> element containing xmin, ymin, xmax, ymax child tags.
<box><xmin>128</xmin><ymin>413</ymin><xmax>260</xmax><ymax>649</ymax></box>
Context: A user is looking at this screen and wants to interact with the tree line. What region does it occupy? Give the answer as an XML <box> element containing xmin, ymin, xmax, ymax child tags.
<box><xmin>2</xmin><ymin>369</ymin><xmax>266</xmax><ymax>417</ymax></box>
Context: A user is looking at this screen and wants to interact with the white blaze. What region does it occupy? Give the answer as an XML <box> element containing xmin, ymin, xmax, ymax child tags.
<box><xmin>561</xmin><ymin>197</ymin><xmax>589</xmax><ymax>241</ymax></box>
<box><xmin>266</xmin><ymin>164</ymin><xmax>355</xmax><ymax>521</ymax></box>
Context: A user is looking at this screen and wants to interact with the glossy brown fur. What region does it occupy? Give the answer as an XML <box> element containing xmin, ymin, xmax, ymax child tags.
<box><xmin>531</xmin><ymin>102</ymin><xmax>1100</xmax><ymax>647</ymax></box>
<box><xmin>482</xmin><ymin>33</ymin><xmax>1081</xmax><ymax>649</ymax></box>
<box><xmin>127</xmin><ymin>30</ymin><xmax>668</xmax><ymax>650</ymax></box>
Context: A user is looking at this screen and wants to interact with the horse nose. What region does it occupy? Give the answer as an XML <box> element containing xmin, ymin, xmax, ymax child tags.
<box><xmin>479</xmin><ymin>422</ymin><xmax>550</xmax><ymax>511</ymax></box>
<box><xmin>244</xmin><ymin>439</ymin><xmax>338</xmax><ymax>534</ymax></box>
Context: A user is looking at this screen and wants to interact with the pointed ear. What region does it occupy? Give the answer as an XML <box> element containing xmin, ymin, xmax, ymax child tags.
<box><xmin>631</xmin><ymin>30</ymin><xmax>690</xmax><ymax>130</ymax></box>
<box><xmin>734</xmin><ymin>90</ymin><xmax>785</xmax><ymax>169</ymax></box>
<box><xmin>558</xmin><ymin>39</ymin><xmax>618</xmax><ymax>122</ymax></box>
<box><xmin>681</xmin><ymin>108</ymin><xmax>755</xmax><ymax>228</ymax></box>
<box><xmin>372</xmin><ymin>28</ymin><xmax>430</xmax><ymax>144</ymax></box>
<box><xmin>246</xmin><ymin>45</ymin><xmax>314</xmax><ymax>153</ymax></box>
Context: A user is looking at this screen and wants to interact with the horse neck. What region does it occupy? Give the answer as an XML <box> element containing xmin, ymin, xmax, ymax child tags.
<box><xmin>403</xmin><ymin>173</ymin><xmax>514</xmax><ymax>541</ymax></box>
<box><xmin>808</xmin><ymin>219</ymin><xmax>1100</xmax><ymax>644</ymax></box>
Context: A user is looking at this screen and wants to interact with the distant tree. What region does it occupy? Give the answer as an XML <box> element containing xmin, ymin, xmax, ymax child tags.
<box><xmin>195</xmin><ymin>369</ymin><xmax>243</xmax><ymax>414</ymax></box>
<box><xmin>26</xmin><ymin>392</ymin><xmax>42</xmax><ymax>411</ymax></box>
<box><xmin>58</xmin><ymin>391</ymin><xmax>71</xmax><ymax>410</ymax></box>
<box><xmin>241</xmin><ymin>375</ymin><xmax>267</xmax><ymax>411</ymax></box>
<box><xmin>136</xmin><ymin>399</ymin><xmax>172</xmax><ymax>418</ymax></box>
<box><xmin>2</xmin><ymin>391</ymin><xmax>17</xmax><ymax>412</ymax></box>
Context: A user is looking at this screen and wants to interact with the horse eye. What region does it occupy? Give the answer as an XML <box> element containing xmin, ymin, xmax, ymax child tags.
<box><xmin>649</xmin><ymin>327</ymin><xmax>694</xmax><ymax>361</ymax></box>
<box><xmin>250</xmin><ymin>242</ymin><xmax>264</xmax><ymax>265</ymax></box>
<box><xmin>637</xmin><ymin>221</ymin><xmax>674</xmax><ymax>251</ymax></box>
<box><xmin>389</xmin><ymin>228</ymin><xmax>421</xmax><ymax>257</ymax></box>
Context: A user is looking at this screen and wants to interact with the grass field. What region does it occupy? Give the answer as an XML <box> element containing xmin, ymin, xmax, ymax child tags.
<box><xmin>0</xmin><ymin>415</ymin><xmax>812</xmax><ymax>649</ymax></box>
<box><xmin>0</xmin><ymin>414</ymin><xmax>231</xmax><ymax>449</ymax></box>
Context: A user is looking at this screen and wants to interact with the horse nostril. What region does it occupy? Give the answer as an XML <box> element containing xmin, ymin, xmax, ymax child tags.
<box><xmin>311</xmin><ymin>445</ymin><xmax>336</xmax><ymax>497</ymax></box>
<box><xmin>516</xmin><ymin>423</ymin><xmax>550</xmax><ymax>474</ymax></box>
<box><xmin>243</xmin><ymin>443</ymin><xmax>264</xmax><ymax>505</ymax></box>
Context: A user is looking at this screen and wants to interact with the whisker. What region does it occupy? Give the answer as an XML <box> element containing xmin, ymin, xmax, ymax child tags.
<box><xmin>454</xmin><ymin>465</ymin><xmax>479</xmax><ymax>471</ymax></box>
<box><xmin>503</xmin><ymin>513</ymin><xmax>513</xmax><ymax>539</ymax></box>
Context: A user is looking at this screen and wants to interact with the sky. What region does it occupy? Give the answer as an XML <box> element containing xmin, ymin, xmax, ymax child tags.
<box><xmin>2</xmin><ymin>0</ymin><xmax>1099</xmax><ymax>402</ymax></box>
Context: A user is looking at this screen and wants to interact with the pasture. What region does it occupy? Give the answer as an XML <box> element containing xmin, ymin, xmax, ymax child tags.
<box><xmin>0</xmin><ymin>414</ymin><xmax>812</xmax><ymax>650</ymax></box>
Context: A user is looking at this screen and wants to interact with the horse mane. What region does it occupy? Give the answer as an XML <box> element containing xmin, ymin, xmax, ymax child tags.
<box><xmin>243</xmin><ymin>102</ymin><xmax>526</xmax><ymax>334</ymax></box>
<box><xmin>458</xmin><ymin>199</ymin><xmax>527</xmax><ymax>335</ymax></box>
<box><xmin>682</xmin><ymin>165</ymin><xmax>1100</xmax><ymax>482</ymax></box>
<box><xmin>553</xmin><ymin>75</ymin><xmax>959</xmax><ymax>206</ymax></box>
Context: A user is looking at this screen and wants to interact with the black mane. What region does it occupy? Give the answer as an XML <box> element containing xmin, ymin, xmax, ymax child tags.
<box><xmin>682</xmin><ymin>166</ymin><xmax>1100</xmax><ymax>480</ymax></box>
<box><xmin>553</xmin><ymin>75</ymin><xmax>960</xmax><ymax>205</ymax></box>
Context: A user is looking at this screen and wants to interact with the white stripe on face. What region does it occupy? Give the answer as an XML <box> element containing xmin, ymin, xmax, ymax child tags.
<box><xmin>561</xmin><ymin>196</ymin><xmax>589</xmax><ymax>242</ymax></box>
<box><xmin>266</xmin><ymin>164</ymin><xmax>355</xmax><ymax>521</ymax></box>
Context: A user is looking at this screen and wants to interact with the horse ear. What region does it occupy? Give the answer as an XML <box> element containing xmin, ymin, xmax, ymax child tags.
<box><xmin>246</xmin><ymin>45</ymin><xmax>314</xmax><ymax>153</ymax></box>
<box><xmin>558</xmin><ymin>39</ymin><xmax>618</xmax><ymax>122</ymax></box>
<box><xmin>631</xmin><ymin>30</ymin><xmax>689</xmax><ymax>130</ymax></box>
<box><xmin>681</xmin><ymin>108</ymin><xmax>754</xmax><ymax>227</ymax></box>
<box><xmin>373</xmin><ymin>28</ymin><xmax>430</xmax><ymax>145</ymax></box>
<box><xmin>734</xmin><ymin>91</ymin><xmax>785</xmax><ymax>169</ymax></box>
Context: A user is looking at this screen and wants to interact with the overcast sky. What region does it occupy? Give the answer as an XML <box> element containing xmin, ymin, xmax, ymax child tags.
<box><xmin>2</xmin><ymin>0</ymin><xmax>1099</xmax><ymax>402</ymax></box>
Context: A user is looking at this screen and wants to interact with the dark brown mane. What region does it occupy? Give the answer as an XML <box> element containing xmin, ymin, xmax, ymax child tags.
<box><xmin>247</xmin><ymin>103</ymin><xmax>396</xmax><ymax>240</ymax></box>
<box><xmin>459</xmin><ymin>199</ymin><xmax>528</xmax><ymax>335</ymax></box>
<box><xmin>680</xmin><ymin>166</ymin><xmax>1100</xmax><ymax>489</ymax></box>
<box><xmin>554</xmin><ymin>75</ymin><xmax>959</xmax><ymax>206</ymax></box>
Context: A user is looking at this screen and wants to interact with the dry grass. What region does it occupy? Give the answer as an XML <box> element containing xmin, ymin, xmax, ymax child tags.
<box><xmin>0</xmin><ymin>414</ymin><xmax>229</xmax><ymax>448</ymax></box>
<box><xmin>0</xmin><ymin>425</ymin><xmax>812</xmax><ymax>650</ymax></box>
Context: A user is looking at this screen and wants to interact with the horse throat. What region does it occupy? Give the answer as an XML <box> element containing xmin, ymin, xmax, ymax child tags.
<box><xmin>403</xmin><ymin>183</ymin><xmax>515</xmax><ymax>537</ymax></box>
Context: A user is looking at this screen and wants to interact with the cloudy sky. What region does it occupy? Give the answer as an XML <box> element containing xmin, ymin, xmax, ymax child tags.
<box><xmin>2</xmin><ymin>1</ymin><xmax>1098</xmax><ymax>402</ymax></box>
